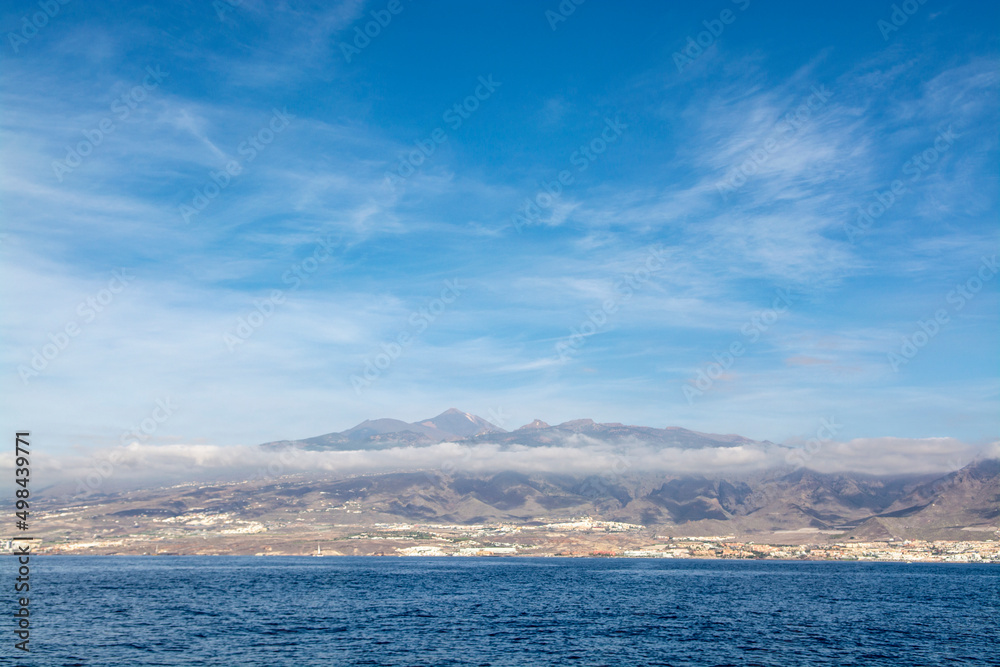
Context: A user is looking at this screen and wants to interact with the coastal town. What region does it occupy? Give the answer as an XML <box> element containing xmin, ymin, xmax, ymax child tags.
<box><xmin>10</xmin><ymin>515</ymin><xmax>999</xmax><ymax>562</ymax></box>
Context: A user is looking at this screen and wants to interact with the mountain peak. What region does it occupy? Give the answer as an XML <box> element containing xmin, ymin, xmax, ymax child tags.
<box><xmin>418</xmin><ymin>408</ymin><xmax>506</xmax><ymax>437</ymax></box>
<box><xmin>517</xmin><ymin>419</ymin><xmax>550</xmax><ymax>430</ymax></box>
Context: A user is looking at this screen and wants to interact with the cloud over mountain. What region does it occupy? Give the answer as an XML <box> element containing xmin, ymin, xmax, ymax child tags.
<box><xmin>15</xmin><ymin>409</ymin><xmax>994</xmax><ymax>497</ymax></box>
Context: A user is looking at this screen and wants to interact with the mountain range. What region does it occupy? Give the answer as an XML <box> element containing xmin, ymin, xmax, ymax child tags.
<box><xmin>39</xmin><ymin>458</ymin><xmax>998</xmax><ymax>547</ymax></box>
<box><xmin>243</xmin><ymin>408</ymin><xmax>999</xmax><ymax>541</ymax></box>
<box><xmin>261</xmin><ymin>408</ymin><xmax>773</xmax><ymax>451</ymax></box>
<box><xmin>285</xmin><ymin>458</ymin><xmax>999</xmax><ymax>541</ymax></box>
<box><xmin>29</xmin><ymin>409</ymin><xmax>994</xmax><ymax>552</ymax></box>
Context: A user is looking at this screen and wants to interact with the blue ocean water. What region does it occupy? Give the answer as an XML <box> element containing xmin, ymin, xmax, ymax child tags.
<box><xmin>4</xmin><ymin>557</ymin><xmax>998</xmax><ymax>666</ymax></box>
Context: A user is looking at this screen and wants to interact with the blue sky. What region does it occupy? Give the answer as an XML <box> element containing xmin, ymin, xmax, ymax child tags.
<box><xmin>1</xmin><ymin>0</ymin><xmax>998</xmax><ymax>457</ymax></box>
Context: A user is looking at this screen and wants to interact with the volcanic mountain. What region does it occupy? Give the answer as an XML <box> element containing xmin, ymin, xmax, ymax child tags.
<box><xmin>260</xmin><ymin>408</ymin><xmax>773</xmax><ymax>452</ymax></box>
<box><xmin>245</xmin><ymin>410</ymin><xmax>999</xmax><ymax>540</ymax></box>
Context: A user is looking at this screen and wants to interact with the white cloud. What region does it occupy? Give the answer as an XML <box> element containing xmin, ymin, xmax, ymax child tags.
<box><xmin>11</xmin><ymin>436</ymin><xmax>995</xmax><ymax>499</ymax></box>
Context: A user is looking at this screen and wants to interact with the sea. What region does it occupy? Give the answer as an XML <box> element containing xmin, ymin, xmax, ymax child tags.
<box><xmin>5</xmin><ymin>557</ymin><xmax>998</xmax><ymax>666</ymax></box>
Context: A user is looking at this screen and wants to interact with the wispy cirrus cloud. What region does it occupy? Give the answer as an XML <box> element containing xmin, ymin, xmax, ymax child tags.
<box><xmin>0</xmin><ymin>2</ymin><xmax>996</xmax><ymax>459</ymax></box>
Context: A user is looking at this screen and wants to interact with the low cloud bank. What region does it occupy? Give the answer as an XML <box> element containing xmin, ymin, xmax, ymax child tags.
<box><xmin>8</xmin><ymin>436</ymin><xmax>997</xmax><ymax>498</ymax></box>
